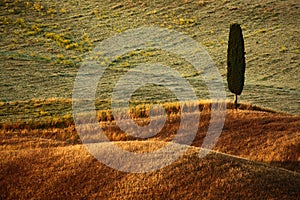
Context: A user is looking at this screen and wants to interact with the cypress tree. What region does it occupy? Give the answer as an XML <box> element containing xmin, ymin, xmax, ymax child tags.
<box><xmin>227</xmin><ymin>23</ymin><xmax>246</xmax><ymax>109</ymax></box>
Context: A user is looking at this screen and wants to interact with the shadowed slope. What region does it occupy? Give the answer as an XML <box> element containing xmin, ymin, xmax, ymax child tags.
<box><xmin>0</xmin><ymin>141</ymin><xmax>299</xmax><ymax>199</ymax></box>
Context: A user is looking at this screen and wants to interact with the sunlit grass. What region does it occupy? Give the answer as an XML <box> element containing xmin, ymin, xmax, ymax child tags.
<box><xmin>0</xmin><ymin>97</ymin><xmax>280</xmax><ymax>149</ymax></box>
<box><xmin>0</xmin><ymin>0</ymin><xmax>299</xmax><ymax>199</ymax></box>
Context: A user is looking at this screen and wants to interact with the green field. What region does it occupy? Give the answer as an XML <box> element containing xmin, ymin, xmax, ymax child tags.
<box><xmin>0</xmin><ymin>0</ymin><xmax>299</xmax><ymax>121</ymax></box>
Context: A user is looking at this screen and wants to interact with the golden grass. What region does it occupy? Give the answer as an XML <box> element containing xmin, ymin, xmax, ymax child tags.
<box><xmin>1</xmin><ymin>101</ymin><xmax>298</xmax><ymax>172</ymax></box>
<box><xmin>1</xmin><ymin>0</ymin><xmax>299</xmax><ymax>198</ymax></box>
<box><xmin>0</xmin><ymin>100</ymin><xmax>278</xmax><ymax>147</ymax></box>
<box><xmin>0</xmin><ymin>98</ymin><xmax>275</xmax><ymax>128</ymax></box>
<box><xmin>0</xmin><ymin>141</ymin><xmax>299</xmax><ymax>199</ymax></box>
<box><xmin>1</xmin><ymin>102</ymin><xmax>299</xmax><ymax>199</ymax></box>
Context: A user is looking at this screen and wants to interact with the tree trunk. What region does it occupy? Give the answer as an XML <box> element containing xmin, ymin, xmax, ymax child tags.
<box><xmin>234</xmin><ymin>94</ymin><xmax>238</xmax><ymax>109</ymax></box>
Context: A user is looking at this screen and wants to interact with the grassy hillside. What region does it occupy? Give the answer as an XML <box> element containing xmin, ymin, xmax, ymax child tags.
<box><xmin>1</xmin><ymin>0</ymin><xmax>299</xmax><ymax>199</ymax></box>
<box><xmin>1</xmin><ymin>141</ymin><xmax>299</xmax><ymax>199</ymax></box>
<box><xmin>0</xmin><ymin>0</ymin><xmax>299</xmax><ymax>114</ymax></box>
<box><xmin>1</xmin><ymin>107</ymin><xmax>299</xmax><ymax>199</ymax></box>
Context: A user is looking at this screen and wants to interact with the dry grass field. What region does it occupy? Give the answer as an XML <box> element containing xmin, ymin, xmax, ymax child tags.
<box><xmin>0</xmin><ymin>0</ymin><xmax>299</xmax><ymax>199</ymax></box>
<box><xmin>1</xmin><ymin>141</ymin><xmax>299</xmax><ymax>199</ymax></box>
<box><xmin>1</xmin><ymin>103</ymin><xmax>299</xmax><ymax>199</ymax></box>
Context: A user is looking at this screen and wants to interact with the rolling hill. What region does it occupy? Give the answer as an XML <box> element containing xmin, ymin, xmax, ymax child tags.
<box><xmin>1</xmin><ymin>108</ymin><xmax>299</xmax><ymax>199</ymax></box>
<box><xmin>1</xmin><ymin>140</ymin><xmax>299</xmax><ymax>199</ymax></box>
<box><xmin>0</xmin><ymin>0</ymin><xmax>299</xmax><ymax>199</ymax></box>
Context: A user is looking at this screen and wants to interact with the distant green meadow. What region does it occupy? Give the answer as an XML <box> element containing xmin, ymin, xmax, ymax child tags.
<box><xmin>1</xmin><ymin>0</ymin><xmax>299</xmax><ymax>124</ymax></box>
